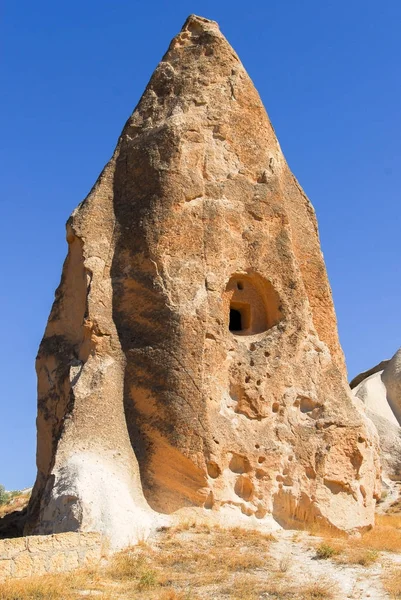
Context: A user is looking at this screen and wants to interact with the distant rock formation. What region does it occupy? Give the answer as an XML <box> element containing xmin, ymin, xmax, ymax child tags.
<box><xmin>25</xmin><ymin>15</ymin><xmax>380</xmax><ymax>547</ymax></box>
<box><xmin>352</xmin><ymin>348</ymin><xmax>401</xmax><ymax>480</ymax></box>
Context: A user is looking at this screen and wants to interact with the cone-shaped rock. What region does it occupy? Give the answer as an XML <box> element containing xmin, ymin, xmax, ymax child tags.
<box><xmin>26</xmin><ymin>15</ymin><xmax>380</xmax><ymax>545</ymax></box>
<box><xmin>351</xmin><ymin>348</ymin><xmax>401</xmax><ymax>480</ymax></box>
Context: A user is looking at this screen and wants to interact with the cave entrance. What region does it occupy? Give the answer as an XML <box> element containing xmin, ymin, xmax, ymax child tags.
<box><xmin>229</xmin><ymin>309</ymin><xmax>242</xmax><ymax>331</ymax></box>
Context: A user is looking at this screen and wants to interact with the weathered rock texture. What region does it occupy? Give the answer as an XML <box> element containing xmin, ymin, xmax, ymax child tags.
<box><xmin>26</xmin><ymin>15</ymin><xmax>380</xmax><ymax>545</ymax></box>
<box><xmin>352</xmin><ymin>348</ymin><xmax>401</xmax><ymax>480</ymax></box>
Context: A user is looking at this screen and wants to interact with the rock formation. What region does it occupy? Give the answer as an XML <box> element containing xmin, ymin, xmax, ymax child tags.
<box><xmin>26</xmin><ymin>15</ymin><xmax>381</xmax><ymax>547</ymax></box>
<box><xmin>351</xmin><ymin>348</ymin><xmax>401</xmax><ymax>480</ymax></box>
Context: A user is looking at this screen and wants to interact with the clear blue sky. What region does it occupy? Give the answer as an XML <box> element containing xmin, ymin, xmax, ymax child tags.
<box><xmin>1</xmin><ymin>1</ymin><xmax>400</xmax><ymax>490</ymax></box>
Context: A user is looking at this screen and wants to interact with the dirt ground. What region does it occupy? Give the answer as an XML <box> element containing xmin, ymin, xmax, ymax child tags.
<box><xmin>1</xmin><ymin>485</ymin><xmax>401</xmax><ymax>599</ymax></box>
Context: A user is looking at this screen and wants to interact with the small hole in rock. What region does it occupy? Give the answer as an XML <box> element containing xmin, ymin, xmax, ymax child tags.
<box><xmin>299</xmin><ymin>396</ymin><xmax>318</xmax><ymax>414</ymax></box>
<box><xmin>272</xmin><ymin>402</ymin><xmax>279</xmax><ymax>413</ymax></box>
<box><xmin>229</xmin><ymin>454</ymin><xmax>251</xmax><ymax>474</ymax></box>
<box><xmin>207</xmin><ymin>461</ymin><xmax>221</xmax><ymax>479</ymax></box>
<box><xmin>255</xmin><ymin>443</ymin><xmax>260</xmax><ymax>449</ymax></box>
<box><xmin>255</xmin><ymin>505</ymin><xmax>267</xmax><ymax>519</ymax></box>
<box><xmin>258</xmin><ymin>456</ymin><xmax>266</xmax><ymax>464</ymax></box>
<box><xmin>245</xmin><ymin>375</ymin><xmax>251</xmax><ymax>383</ymax></box>
<box><xmin>237</xmin><ymin>281</ymin><xmax>244</xmax><ymax>290</ymax></box>
<box><xmin>234</xmin><ymin>476</ymin><xmax>253</xmax><ymax>501</ymax></box>
<box><xmin>257</xmin><ymin>379</ymin><xmax>261</xmax><ymax>386</ymax></box>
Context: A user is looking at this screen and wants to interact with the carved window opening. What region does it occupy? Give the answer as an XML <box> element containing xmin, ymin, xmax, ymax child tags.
<box><xmin>224</xmin><ymin>272</ymin><xmax>282</xmax><ymax>336</ymax></box>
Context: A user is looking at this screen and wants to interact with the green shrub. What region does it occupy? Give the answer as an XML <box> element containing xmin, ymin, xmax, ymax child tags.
<box><xmin>0</xmin><ymin>485</ymin><xmax>9</xmax><ymax>506</ymax></box>
<box><xmin>137</xmin><ymin>569</ymin><xmax>157</xmax><ymax>590</ymax></box>
<box><xmin>315</xmin><ymin>543</ymin><xmax>339</xmax><ymax>560</ymax></box>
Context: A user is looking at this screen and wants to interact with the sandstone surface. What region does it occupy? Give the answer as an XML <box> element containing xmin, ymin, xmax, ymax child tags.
<box><xmin>352</xmin><ymin>348</ymin><xmax>401</xmax><ymax>480</ymax></box>
<box><xmin>26</xmin><ymin>15</ymin><xmax>380</xmax><ymax>546</ymax></box>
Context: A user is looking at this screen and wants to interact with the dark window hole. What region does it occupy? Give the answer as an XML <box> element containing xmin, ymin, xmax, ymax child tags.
<box><xmin>229</xmin><ymin>309</ymin><xmax>243</xmax><ymax>331</ymax></box>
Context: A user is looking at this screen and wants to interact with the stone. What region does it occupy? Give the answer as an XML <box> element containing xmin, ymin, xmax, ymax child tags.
<box><xmin>63</xmin><ymin>550</ymin><xmax>80</xmax><ymax>571</ymax></box>
<box><xmin>25</xmin><ymin>14</ymin><xmax>380</xmax><ymax>545</ymax></box>
<box><xmin>0</xmin><ymin>559</ymin><xmax>13</xmax><ymax>581</ymax></box>
<box><xmin>29</xmin><ymin>554</ymin><xmax>48</xmax><ymax>576</ymax></box>
<box><xmin>351</xmin><ymin>347</ymin><xmax>401</xmax><ymax>480</ymax></box>
<box><xmin>48</xmin><ymin>551</ymin><xmax>65</xmax><ymax>573</ymax></box>
<box><xmin>0</xmin><ymin>537</ymin><xmax>27</xmax><ymax>559</ymax></box>
<box><xmin>13</xmin><ymin>552</ymin><xmax>33</xmax><ymax>578</ymax></box>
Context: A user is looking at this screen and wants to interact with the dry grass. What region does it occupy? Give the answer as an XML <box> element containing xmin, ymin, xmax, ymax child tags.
<box><xmin>311</xmin><ymin>512</ymin><xmax>401</xmax><ymax>567</ymax></box>
<box><xmin>299</xmin><ymin>579</ymin><xmax>337</xmax><ymax>599</ymax></box>
<box><xmin>225</xmin><ymin>573</ymin><xmax>265</xmax><ymax>600</ymax></box>
<box><xmin>314</xmin><ymin>540</ymin><xmax>379</xmax><ymax>566</ymax></box>
<box><xmin>360</xmin><ymin>514</ymin><xmax>401</xmax><ymax>552</ymax></box>
<box><xmin>383</xmin><ymin>567</ymin><xmax>401</xmax><ymax>599</ymax></box>
<box><xmin>157</xmin><ymin>591</ymin><xmax>195</xmax><ymax>600</ymax></box>
<box><xmin>0</xmin><ymin>570</ymin><xmax>106</xmax><ymax>600</ymax></box>
<box><xmin>376</xmin><ymin>514</ymin><xmax>401</xmax><ymax>529</ymax></box>
<box><xmin>3</xmin><ymin>515</ymin><xmax>399</xmax><ymax>599</ymax></box>
<box><xmin>226</xmin><ymin>574</ymin><xmax>337</xmax><ymax>599</ymax></box>
<box><xmin>335</xmin><ymin>547</ymin><xmax>379</xmax><ymax>566</ymax></box>
<box><xmin>0</xmin><ymin>525</ymin><xmax>275</xmax><ymax>599</ymax></box>
<box><xmin>153</xmin><ymin>524</ymin><xmax>274</xmax><ymax>589</ymax></box>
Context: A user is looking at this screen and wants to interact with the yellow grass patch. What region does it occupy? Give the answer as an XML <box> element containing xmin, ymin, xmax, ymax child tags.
<box><xmin>226</xmin><ymin>574</ymin><xmax>337</xmax><ymax>600</ymax></box>
<box><xmin>0</xmin><ymin>570</ymin><xmax>106</xmax><ymax>600</ymax></box>
<box><xmin>312</xmin><ymin>511</ymin><xmax>401</xmax><ymax>564</ymax></box>
<box><xmin>383</xmin><ymin>566</ymin><xmax>401</xmax><ymax>599</ymax></box>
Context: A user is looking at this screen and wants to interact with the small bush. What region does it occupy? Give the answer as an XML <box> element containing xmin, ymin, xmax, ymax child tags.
<box><xmin>137</xmin><ymin>568</ymin><xmax>158</xmax><ymax>590</ymax></box>
<box><xmin>279</xmin><ymin>554</ymin><xmax>291</xmax><ymax>572</ymax></box>
<box><xmin>315</xmin><ymin>543</ymin><xmax>339</xmax><ymax>560</ymax></box>
<box><xmin>0</xmin><ymin>485</ymin><xmax>9</xmax><ymax>506</ymax></box>
<box><xmin>107</xmin><ymin>550</ymin><xmax>146</xmax><ymax>580</ymax></box>
<box><xmin>356</xmin><ymin>549</ymin><xmax>379</xmax><ymax>566</ymax></box>
<box><xmin>8</xmin><ymin>490</ymin><xmax>21</xmax><ymax>499</ymax></box>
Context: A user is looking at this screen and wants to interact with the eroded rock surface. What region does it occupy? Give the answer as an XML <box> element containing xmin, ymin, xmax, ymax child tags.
<box><xmin>352</xmin><ymin>348</ymin><xmax>401</xmax><ymax>480</ymax></box>
<box><xmin>26</xmin><ymin>15</ymin><xmax>380</xmax><ymax>545</ymax></box>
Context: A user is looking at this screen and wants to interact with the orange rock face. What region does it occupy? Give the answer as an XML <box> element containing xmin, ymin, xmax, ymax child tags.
<box><xmin>26</xmin><ymin>15</ymin><xmax>380</xmax><ymax>546</ymax></box>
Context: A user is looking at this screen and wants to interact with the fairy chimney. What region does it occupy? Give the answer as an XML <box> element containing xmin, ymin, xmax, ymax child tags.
<box><xmin>26</xmin><ymin>15</ymin><xmax>380</xmax><ymax>547</ymax></box>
